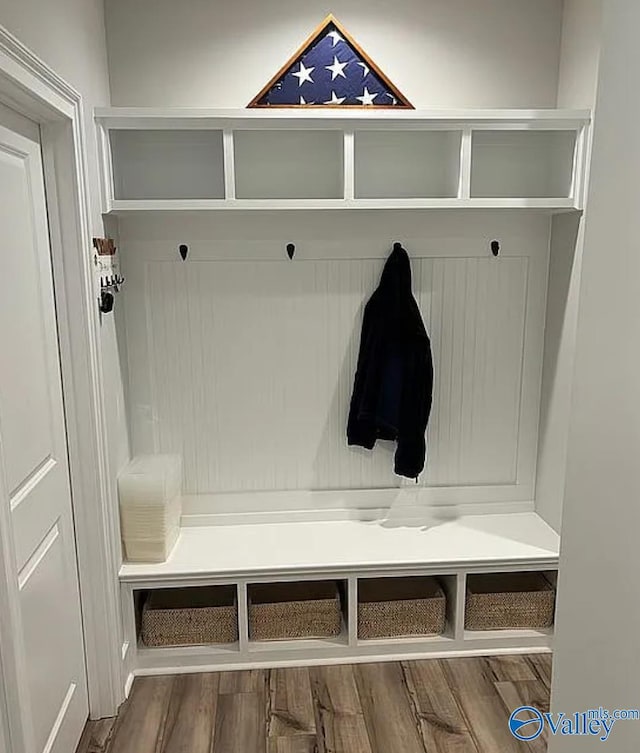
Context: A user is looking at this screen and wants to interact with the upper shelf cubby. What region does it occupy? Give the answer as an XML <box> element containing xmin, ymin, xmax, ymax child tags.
<box><xmin>110</xmin><ymin>129</ymin><xmax>225</xmax><ymax>200</ymax></box>
<box><xmin>470</xmin><ymin>130</ymin><xmax>577</xmax><ymax>199</ymax></box>
<box><xmin>354</xmin><ymin>130</ymin><xmax>461</xmax><ymax>199</ymax></box>
<box><xmin>95</xmin><ymin>108</ymin><xmax>590</xmax><ymax>213</ymax></box>
<box><xmin>234</xmin><ymin>130</ymin><xmax>344</xmax><ymax>200</ymax></box>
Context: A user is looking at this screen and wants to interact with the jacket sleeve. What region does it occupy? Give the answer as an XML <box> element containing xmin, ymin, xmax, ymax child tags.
<box><xmin>394</xmin><ymin>337</ymin><xmax>434</xmax><ymax>479</ymax></box>
<box><xmin>347</xmin><ymin>302</ymin><xmax>379</xmax><ymax>449</ymax></box>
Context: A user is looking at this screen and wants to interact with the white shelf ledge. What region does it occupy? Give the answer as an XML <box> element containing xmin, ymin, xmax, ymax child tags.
<box><xmin>463</xmin><ymin>626</ymin><xmax>554</xmax><ymax>642</ymax></box>
<box><xmin>356</xmin><ymin>629</ymin><xmax>456</xmax><ymax>648</ymax></box>
<box><xmin>137</xmin><ymin>641</ymin><xmax>240</xmax><ymax>659</ymax></box>
<box><xmin>107</xmin><ymin>197</ymin><xmax>579</xmax><ymax>213</ymax></box>
<box><xmin>95</xmin><ymin>106</ymin><xmax>590</xmax><ymax>128</ymax></box>
<box><xmin>248</xmin><ymin>632</ymin><xmax>349</xmax><ymax>654</ymax></box>
<box><xmin>119</xmin><ymin>512</ymin><xmax>559</xmax><ymax>585</ymax></box>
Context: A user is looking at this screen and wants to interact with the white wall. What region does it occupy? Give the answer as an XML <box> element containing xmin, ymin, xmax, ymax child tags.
<box><xmin>0</xmin><ymin>669</ymin><xmax>8</xmax><ymax>753</ymax></box>
<box><xmin>557</xmin><ymin>0</ymin><xmax>602</xmax><ymax>108</ymax></box>
<box><xmin>0</xmin><ymin>0</ymin><xmax>130</xmax><ymax>533</ymax></box>
<box><xmin>0</xmin><ymin>0</ymin><xmax>108</xmax><ymax>219</ymax></box>
<box><xmin>550</xmin><ymin>2</ymin><xmax>640</xmax><ymax>750</ymax></box>
<box><xmin>536</xmin><ymin>214</ymin><xmax>581</xmax><ymax>532</ymax></box>
<box><xmin>104</xmin><ymin>0</ymin><xmax>563</xmax><ymax>108</ymax></box>
<box><xmin>535</xmin><ymin>0</ymin><xmax>601</xmax><ymax>532</ymax></box>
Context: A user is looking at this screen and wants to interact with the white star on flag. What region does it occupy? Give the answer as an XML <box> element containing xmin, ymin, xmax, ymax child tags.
<box><xmin>358</xmin><ymin>62</ymin><xmax>370</xmax><ymax>77</ymax></box>
<box><xmin>299</xmin><ymin>96</ymin><xmax>314</xmax><ymax>105</ymax></box>
<box><xmin>356</xmin><ymin>87</ymin><xmax>378</xmax><ymax>105</ymax></box>
<box><xmin>324</xmin><ymin>91</ymin><xmax>346</xmax><ymax>105</ymax></box>
<box><xmin>326</xmin><ymin>55</ymin><xmax>348</xmax><ymax>81</ymax></box>
<box><xmin>327</xmin><ymin>30</ymin><xmax>342</xmax><ymax>47</ymax></box>
<box><xmin>292</xmin><ymin>61</ymin><xmax>314</xmax><ymax>86</ymax></box>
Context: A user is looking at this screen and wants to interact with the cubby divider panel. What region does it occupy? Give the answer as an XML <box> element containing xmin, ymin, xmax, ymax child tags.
<box><xmin>110</xmin><ymin>129</ymin><xmax>225</xmax><ymax>200</ymax></box>
<box><xmin>355</xmin><ymin>130</ymin><xmax>461</xmax><ymax>199</ymax></box>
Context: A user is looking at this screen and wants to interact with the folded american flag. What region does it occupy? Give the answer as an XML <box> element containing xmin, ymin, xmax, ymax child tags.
<box><xmin>249</xmin><ymin>15</ymin><xmax>412</xmax><ymax>108</ymax></box>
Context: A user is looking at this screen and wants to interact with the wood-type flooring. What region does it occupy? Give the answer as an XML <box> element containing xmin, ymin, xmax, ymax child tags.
<box><xmin>76</xmin><ymin>654</ymin><xmax>552</xmax><ymax>753</ymax></box>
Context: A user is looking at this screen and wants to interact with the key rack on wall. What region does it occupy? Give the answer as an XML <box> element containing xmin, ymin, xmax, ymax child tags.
<box><xmin>93</xmin><ymin>237</ymin><xmax>125</xmax><ymax>314</ymax></box>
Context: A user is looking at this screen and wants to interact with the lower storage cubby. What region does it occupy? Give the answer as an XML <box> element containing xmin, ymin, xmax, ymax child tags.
<box><xmin>248</xmin><ymin>581</ymin><xmax>343</xmax><ymax>641</ymax></box>
<box><xmin>140</xmin><ymin>585</ymin><xmax>238</xmax><ymax>647</ymax></box>
<box><xmin>464</xmin><ymin>572</ymin><xmax>556</xmax><ymax>631</ymax></box>
<box><xmin>358</xmin><ymin>576</ymin><xmax>447</xmax><ymax>640</ymax></box>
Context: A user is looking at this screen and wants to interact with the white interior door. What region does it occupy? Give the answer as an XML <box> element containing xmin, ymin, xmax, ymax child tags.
<box><xmin>0</xmin><ymin>109</ymin><xmax>88</xmax><ymax>753</ymax></box>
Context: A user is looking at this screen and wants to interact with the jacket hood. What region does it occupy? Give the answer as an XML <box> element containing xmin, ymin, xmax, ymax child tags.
<box><xmin>378</xmin><ymin>242</ymin><xmax>413</xmax><ymax>299</ymax></box>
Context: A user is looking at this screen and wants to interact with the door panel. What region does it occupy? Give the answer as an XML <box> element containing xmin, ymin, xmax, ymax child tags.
<box><xmin>0</xmin><ymin>144</ymin><xmax>57</xmax><ymax>496</ymax></box>
<box><xmin>0</xmin><ymin>114</ymin><xmax>88</xmax><ymax>753</ymax></box>
<box><xmin>20</xmin><ymin>520</ymin><xmax>76</xmax><ymax>753</ymax></box>
<box><xmin>11</xmin><ymin>460</ymin><xmax>63</xmax><ymax>573</ymax></box>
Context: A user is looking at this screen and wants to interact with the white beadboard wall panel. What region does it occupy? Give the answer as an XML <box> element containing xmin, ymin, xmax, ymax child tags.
<box><xmin>119</xmin><ymin>211</ymin><xmax>550</xmax><ymax>500</ymax></box>
<box><xmin>418</xmin><ymin>256</ymin><xmax>528</xmax><ymax>486</ymax></box>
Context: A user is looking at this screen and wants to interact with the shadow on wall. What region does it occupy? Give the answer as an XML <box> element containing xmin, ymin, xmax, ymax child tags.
<box><xmin>538</xmin><ymin>213</ymin><xmax>581</xmax><ymax>440</ymax></box>
<box><xmin>536</xmin><ymin>211</ymin><xmax>582</xmax><ymax>532</ymax></box>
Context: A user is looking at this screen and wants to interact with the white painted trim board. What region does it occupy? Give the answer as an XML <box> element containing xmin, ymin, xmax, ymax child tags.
<box><xmin>0</xmin><ymin>24</ymin><xmax>123</xmax><ymax>720</ymax></box>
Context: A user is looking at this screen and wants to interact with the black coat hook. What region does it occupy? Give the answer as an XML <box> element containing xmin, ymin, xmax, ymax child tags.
<box><xmin>179</xmin><ymin>244</ymin><xmax>189</xmax><ymax>261</ymax></box>
<box><xmin>491</xmin><ymin>240</ymin><xmax>500</xmax><ymax>257</ymax></box>
<box><xmin>286</xmin><ymin>243</ymin><xmax>295</xmax><ymax>260</ymax></box>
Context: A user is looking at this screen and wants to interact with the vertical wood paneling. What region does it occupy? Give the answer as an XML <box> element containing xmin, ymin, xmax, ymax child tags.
<box><xmin>416</xmin><ymin>257</ymin><xmax>528</xmax><ymax>486</ymax></box>
<box><xmin>133</xmin><ymin>253</ymin><xmax>534</xmax><ymax>494</ymax></box>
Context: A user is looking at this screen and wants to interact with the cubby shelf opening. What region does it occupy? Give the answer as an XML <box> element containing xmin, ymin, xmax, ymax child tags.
<box><xmin>354</xmin><ymin>130</ymin><xmax>461</xmax><ymax>199</ymax></box>
<box><xmin>110</xmin><ymin>129</ymin><xmax>225</xmax><ymax>200</ymax></box>
<box><xmin>470</xmin><ymin>130</ymin><xmax>577</xmax><ymax>199</ymax></box>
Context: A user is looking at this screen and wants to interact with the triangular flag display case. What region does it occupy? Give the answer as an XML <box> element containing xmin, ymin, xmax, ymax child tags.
<box><xmin>249</xmin><ymin>14</ymin><xmax>413</xmax><ymax>108</ymax></box>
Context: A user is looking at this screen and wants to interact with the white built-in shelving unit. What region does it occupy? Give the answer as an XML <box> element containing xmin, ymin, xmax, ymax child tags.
<box><xmin>100</xmin><ymin>107</ymin><xmax>588</xmax><ymax>682</ymax></box>
<box><xmin>96</xmin><ymin>108</ymin><xmax>590</xmax><ymax>213</ymax></box>
<box><xmin>120</xmin><ymin>513</ymin><xmax>558</xmax><ymax>676</ymax></box>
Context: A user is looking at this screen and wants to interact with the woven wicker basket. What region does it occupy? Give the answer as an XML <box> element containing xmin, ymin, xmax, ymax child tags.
<box><xmin>464</xmin><ymin>572</ymin><xmax>555</xmax><ymax>630</ymax></box>
<box><xmin>249</xmin><ymin>581</ymin><xmax>342</xmax><ymax>641</ymax></box>
<box><xmin>358</xmin><ymin>577</ymin><xmax>446</xmax><ymax>639</ymax></box>
<box><xmin>141</xmin><ymin>586</ymin><xmax>238</xmax><ymax>646</ymax></box>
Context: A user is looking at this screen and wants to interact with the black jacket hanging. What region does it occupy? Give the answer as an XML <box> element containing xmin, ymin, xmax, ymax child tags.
<box><xmin>347</xmin><ymin>243</ymin><xmax>433</xmax><ymax>479</ymax></box>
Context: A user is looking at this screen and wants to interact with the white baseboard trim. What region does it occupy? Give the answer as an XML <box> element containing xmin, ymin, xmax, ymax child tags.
<box><xmin>123</xmin><ymin>672</ymin><xmax>135</xmax><ymax>699</ymax></box>
<box><xmin>131</xmin><ymin>644</ymin><xmax>552</xmax><ymax>677</ymax></box>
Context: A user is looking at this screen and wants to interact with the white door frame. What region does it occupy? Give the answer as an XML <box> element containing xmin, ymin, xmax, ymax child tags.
<box><xmin>0</xmin><ymin>25</ymin><xmax>123</xmax><ymax>733</ymax></box>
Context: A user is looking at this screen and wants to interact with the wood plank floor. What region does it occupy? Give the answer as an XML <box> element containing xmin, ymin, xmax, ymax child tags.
<box><xmin>77</xmin><ymin>655</ymin><xmax>552</xmax><ymax>753</ymax></box>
